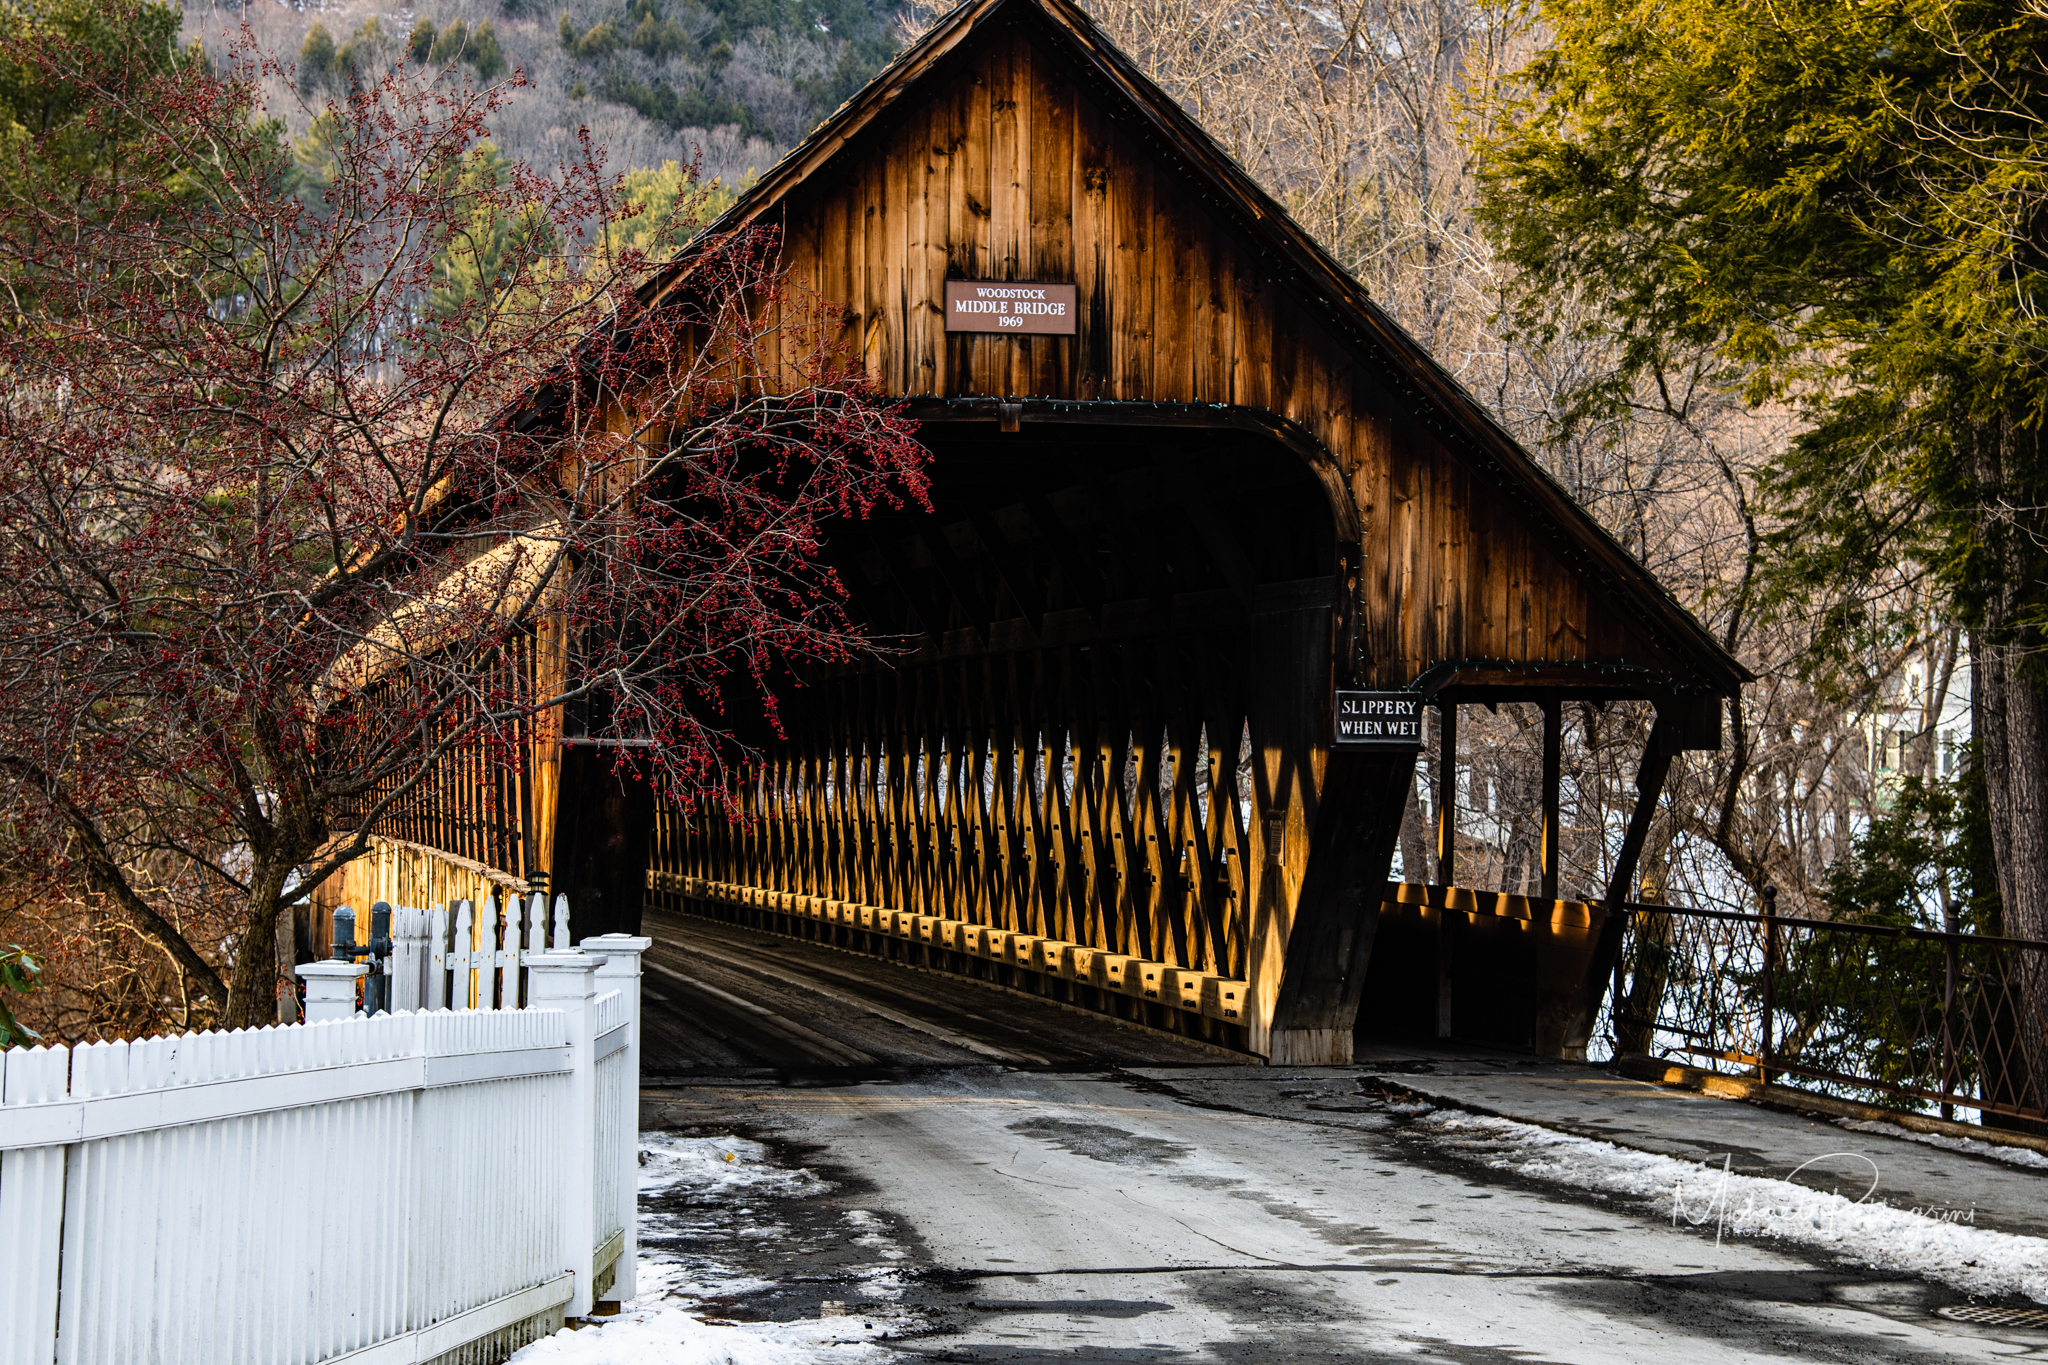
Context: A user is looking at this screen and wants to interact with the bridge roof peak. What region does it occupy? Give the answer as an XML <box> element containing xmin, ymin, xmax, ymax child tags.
<box><xmin>617</xmin><ymin>0</ymin><xmax>1748</xmax><ymax>701</ymax></box>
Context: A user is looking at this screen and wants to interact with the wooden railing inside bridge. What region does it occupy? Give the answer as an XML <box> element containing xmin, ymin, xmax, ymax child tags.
<box><xmin>640</xmin><ymin>656</ymin><xmax>1314</xmax><ymax>1049</ymax></box>
<box><xmin>650</xmin><ymin>866</ymin><xmax>1610</xmax><ymax>1057</ymax></box>
<box><xmin>639</xmin><ymin>650</ymin><xmax>1621</xmax><ymax>1058</ymax></box>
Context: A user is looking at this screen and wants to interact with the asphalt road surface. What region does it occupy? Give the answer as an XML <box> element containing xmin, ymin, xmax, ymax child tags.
<box><xmin>637</xmin><ymin>909</ymin><xmax>2047</xmax><ymax>1361</ymax></box>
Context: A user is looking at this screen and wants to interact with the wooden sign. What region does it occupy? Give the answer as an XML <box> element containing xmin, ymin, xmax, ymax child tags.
<box><xmin>944</xmin><ymin>281</ymin><xmax>1077</xmax><ymax>334</ymax></box>
<box><xmin>1333</xmin><ymin>691</ymin><xmax>1423</xmax><ymax>749</ymax></box>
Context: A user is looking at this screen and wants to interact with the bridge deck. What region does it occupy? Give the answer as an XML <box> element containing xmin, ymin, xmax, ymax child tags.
<box><xmin>639</xmin><ymin>907</ymin><xmax>1244</xmax><ymax>1075</ymax></box>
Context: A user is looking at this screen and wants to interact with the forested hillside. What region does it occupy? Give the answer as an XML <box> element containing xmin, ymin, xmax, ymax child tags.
<box><xmin>193</xmin><ymin>0</ymin><xmax>907</xmax><ymax>187</ymax></box>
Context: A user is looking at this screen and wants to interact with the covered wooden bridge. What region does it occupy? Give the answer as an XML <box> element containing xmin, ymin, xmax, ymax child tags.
<box><xmin>319</xmin><ymin>0</ymin><xmax>1742</xmax><ymax>1063</ymax></box>
<box><xmin>627</xmin><ymin>0</ymin><xmax>1745</xmax><ymax>1064</ymax></box>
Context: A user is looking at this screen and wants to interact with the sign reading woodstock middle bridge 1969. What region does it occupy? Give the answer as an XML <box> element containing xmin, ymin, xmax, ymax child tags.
<box><xmin>944</xmin><ymin>280</ymin><xmax>1078</xmax><ymax>334</ymax></box>
<box><xmin>1333</xmin><ymin>692</ymin><xmax>1424</xmax><ymax>749</ymax></box>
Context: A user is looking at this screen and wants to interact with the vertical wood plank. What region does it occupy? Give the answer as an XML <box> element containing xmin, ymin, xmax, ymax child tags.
<box><xmin>1027</xmin><ymin>51</ymin><xmax>1074</xmax><ymax>398</ymax></box>
<box><xmin>1109</xmin><ymin>130</ymin><xmax>1153</xmax><ymax>400</ymax></box>
<box><xmin>1151</xmin><ymin>171</ymin><xmax>1193</xmax><ymax>404</ymax></box>
<box><xmin>950</xmin><ymin>58</ymin><xmax>990</xmax><ymax>396</ymax></box>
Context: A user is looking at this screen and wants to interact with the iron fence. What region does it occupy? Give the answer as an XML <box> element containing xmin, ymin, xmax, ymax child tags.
<box><xmin>1611</xmin><ymin>898</ymin><xmax>2048</xmax><ymax>1124</ymax></box>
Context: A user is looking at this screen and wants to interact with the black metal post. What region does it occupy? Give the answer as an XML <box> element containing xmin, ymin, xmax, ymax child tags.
<box><xmin>328</xmin><ymin>901</ymin><xmax>393</xmax><ymax>1016</ymax></box>
<box><xmin>1759</xmin><ymin>885</ymin><xmax>1777</xmax><ymax>1086</ymax></box>
<box><xmin>1941</xmin><ymin>906</ymin><xmax>1960</xmax><ymax>1120</ymax></box>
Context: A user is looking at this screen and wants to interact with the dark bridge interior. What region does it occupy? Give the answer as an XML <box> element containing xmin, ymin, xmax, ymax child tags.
<box><xmin>832</xmin><ymin>413</ymin><xmax>1336</xmax><ymax>646</ymax></box>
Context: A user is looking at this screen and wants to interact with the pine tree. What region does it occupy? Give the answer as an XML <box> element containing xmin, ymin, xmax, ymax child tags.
<box><xmin>297</xmin><ymin>22</ymin><xmax>334</xmax><ymax>95</ymax></box>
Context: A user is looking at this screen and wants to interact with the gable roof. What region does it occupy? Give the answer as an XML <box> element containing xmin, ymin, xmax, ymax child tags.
<box><xmin>559</xmin><ymin>0</ymin><xmax>1750</xmax><ymax>697</ymax></box>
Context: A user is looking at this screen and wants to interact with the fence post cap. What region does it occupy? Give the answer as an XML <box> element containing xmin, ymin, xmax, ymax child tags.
<box><xmin>296</xmin><ymin>961</ymin><xmax>369</xmax><ymax>980</ymax></box>
<box><xmin>578</xmin><ymin>934</ymin><xmax>652</xmax><ymax>954</ymax></box>
<box><xmin>523</xmin><ymin>950</ymin><xmax>600</xmax><ymax>970</ymax></box>
<box><xmin>523</xmin><ymin>950</ymin><xmax>601</xmax><ymax>1005</ymax></box>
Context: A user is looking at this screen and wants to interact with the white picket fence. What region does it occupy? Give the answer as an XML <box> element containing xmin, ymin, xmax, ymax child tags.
<box><xmin>0</xmin><ymin>922</ymin><xmax>650</xmax><ymax>1365</ymax></box>
<box><xmin>376</xmin><ymin>892</ymin><xmax>575</xmax><ymax>1013</ymax></box>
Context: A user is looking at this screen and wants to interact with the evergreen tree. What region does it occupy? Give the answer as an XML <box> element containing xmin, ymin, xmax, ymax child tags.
<box><xmin>428</xmin><ymin>19</ymin><xmax>468</xmax><ymax>65</ymax></box>
<box><xmin>297</xmin><ymin>22</ymin><xmax>334</xmax><ymax>95</ymax></box>
<box><xmin>1480</xmin><ymin>0</ymin><xmax>2048</xmax><ymax>1104</ymax></box>
<box><xmin>429</xmin><ymin>142</ymin><xmax>560</xmax><ymax>323</ymax></box>
<box><xmin>468</xmin><ymin>20</ymin><xmax>506</xmax><ymax>80</ymax></box>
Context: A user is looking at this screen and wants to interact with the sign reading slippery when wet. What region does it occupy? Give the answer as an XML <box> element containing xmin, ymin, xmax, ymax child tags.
<box><xmin>1332</xmin><ymin>692</ymin><xmax>1424</xmax><ymax>749</ymax></box>
<box><xmin>944</xmin><ymin>280</ymin><xmax>1078</xmax><ymax>334</ymax></box>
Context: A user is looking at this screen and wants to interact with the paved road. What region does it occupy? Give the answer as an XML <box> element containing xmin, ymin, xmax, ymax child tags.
<box><xmin>636</xmin><ymin>910</ymin><xmax>2048</xmax><ymax>1361</ymax></box>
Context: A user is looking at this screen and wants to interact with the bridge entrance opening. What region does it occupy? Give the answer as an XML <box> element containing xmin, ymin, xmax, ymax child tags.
<box><xmin>652</xmin><ymin>411</ymin><xmax>1343</xmax><ymax>1056</ymax></box>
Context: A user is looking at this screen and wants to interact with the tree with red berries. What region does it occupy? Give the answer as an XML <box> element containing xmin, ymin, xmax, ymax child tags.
<box><xmin>0</xmin><ymin>8</ymin><xmax>925</xmax><ymax>1033</ymax></box>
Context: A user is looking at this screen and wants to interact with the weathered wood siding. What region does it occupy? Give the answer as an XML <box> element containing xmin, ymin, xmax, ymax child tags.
<box><xmin>756</xmin><ymin>17</ymin><xmax>1687</xmax><ymax>688</ymax></box>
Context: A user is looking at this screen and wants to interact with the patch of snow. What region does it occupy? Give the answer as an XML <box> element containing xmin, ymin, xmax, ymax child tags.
<box><xmin>508</xmin><ymin>1304</ymin><xmax>894</xmax><ymax>1364</ymax></box>
<box><xmin>511</xmin><ymin>1135</ymin><xmax>908</xmax><ymax>1364</ymax></box>
<box><xmin>1835</xmin><ymin>1118</ymin><xmax>2048</xmax><ymax>1171</ymax></box>
<box><xmin>638</xmin><ymin>1133</ymin><xmax>832</xmax><ymax>1199</ymax></box>
<box><xmin>1418</xmin><ymin>1110</ymin><xmax>2048</xmax><ymax>1303</ymax></box>
<box><xmin>842</xmin><ymin>1209</ymin><xmax>908</xmax><ymax>1265</ymax></box>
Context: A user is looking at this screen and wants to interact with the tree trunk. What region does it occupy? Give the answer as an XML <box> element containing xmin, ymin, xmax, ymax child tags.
<box><xmin>1971</xmin><ymin>417</ymin><xmax>2048</xmax><ymax>1126</ymax></box>
<box><xmin>223</xmin><ymin>902</ymin><xmax>278</xmax><ymax>1030</ymax></box>
<box><xmin>224</xmin><ymin>856</ymin><xmax>299</xmax><ymax>1030</ymax></box>
<box><xmin>275</xmin><ymin>901</ymin><xmax>300</xmax><ymax>1025</ymax></box>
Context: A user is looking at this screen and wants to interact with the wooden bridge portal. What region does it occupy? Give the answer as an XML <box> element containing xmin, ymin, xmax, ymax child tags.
<box><xmin>322</xmin><ymin>0</ymin><xmax>1744</xmax><ymax>1064</ymax></box>
<box><xmin>628</xmin><ymin>0</ymin><xmax>1746</xmax><ymax>1063</ymax></box>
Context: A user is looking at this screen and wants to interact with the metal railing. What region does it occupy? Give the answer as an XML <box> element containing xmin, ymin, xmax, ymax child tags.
<box><xmin>1611</xmin><ymin>897</ymin><xmax>2048</xmax><ymax>1123</ymax></box>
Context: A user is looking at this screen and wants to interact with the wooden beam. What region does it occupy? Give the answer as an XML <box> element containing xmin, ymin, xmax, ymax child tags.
<box><xmin>1433</xmin><ymin>702</ymin><xmax>1457</xmax><ymax>886</ymax></box>
<box><xmin>1562</xmin><ymin>710</ymin><xmax>1677</xmax><ymax>1058</ymax></box>
<box><xmin>1540</xmin><ymin>698</ymin><xmax>1562</xmax><ymax>901</ymax></box>
<box><xmin>1433</xmin><ymin>701</ymin><xmax>1457</xmax><ymax>1038</ymax></box>
<box><xmin>1604</xmin><ymin>712</ymin><xmax>1675</xmax><ymax>910</ymax></box>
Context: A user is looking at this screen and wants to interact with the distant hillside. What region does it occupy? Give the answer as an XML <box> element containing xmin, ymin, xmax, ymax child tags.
<box><xmin>547</xmin><ymin>0</ymin><xmax>903</xmax><ymax>146</ymax></box>
<box><xmin>196</xmin><ymin>0</ymin><xmax>914</xmax><ymax>190</ymax></box>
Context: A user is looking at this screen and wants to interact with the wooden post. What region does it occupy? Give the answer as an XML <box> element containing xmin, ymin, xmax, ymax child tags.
<box><xmin>1540</xmin><ymin>698</ymin><xmax>1562</xmax><ymax>901</ymax></box>
<box><xmin>1604</xmin><ymin>714</ymin><xmax>1676</xmax><ymax>915</ymax></box>
<box><xmin>581</xmin><ymin>933</ymin><xmax>650</xmax><ymax>1303</ymax></box>
<box><xmin>390</xmin><ymin>905</ymin><xmax>427</xmax><ymax>1013</ymax></box>
<box><xmin>0</xmin><ymin>1043</ymin><xmax>69</xmax><ymax>1365</ymax></box>
<box><xmin>524</xmin><ymin>950</ymin><xmax>601</xmax><ymax>1319</ymax></box>
<box><xmin>1432</xmin><ymin>702</ymin><xmax>1457</xmax><ymax>1039</ymax></box>
<box><xmin>452</xmin><ymin>899</ymin><xmax>475</xmax><ymax>1011</ymax></box>
<box><xmin>1433</xmin><ymin>702</ymin><xmax>1457</xmax><ymax>886</ymax></box>
<box><xmin>477</xmin><ymin>895</ymin><xmax>499</xmax><ymax>1011</ymax></box>
<box><xmin>1563</xmin><ymin>710</ymin><xmax>1677</xmax><ymax>1058</ymax></box>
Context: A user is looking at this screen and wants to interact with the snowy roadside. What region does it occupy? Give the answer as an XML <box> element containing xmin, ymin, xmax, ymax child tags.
<box><xmin>508</xmin><ymin>1135</ymin><xmax>914</xmax><ymax>1365</ymax></box>
<box><xmin>1834</xmin><ymin>1117</ymin><xmax>2048</xmax><ymax>1171</ymax></box>
<box><xmin>1415</xmin><ymin>1108</ymin><xmax>2048</xmax><ymax>1303</ymax></box>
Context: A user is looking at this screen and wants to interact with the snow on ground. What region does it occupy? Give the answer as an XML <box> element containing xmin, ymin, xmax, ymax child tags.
<box><xmin>638</xmin><ymin>1133</ymin><xmax>835</xmax><ymax>1199</ymax></box>
<box><xmin>508</xmin><ymin>1304</ymin><xmax>893</xmax><ymax>1365</ymax></box>
<box><xmin>508</xmin><ymin>1135</ymin><xmax>905</xmax><ymax>1365</ymax></box>
<box><xmin>1835</xmin><ymin>1118</ymin><xmax>2048</xmax><ymax>1171</ymax></box>
<box><xmin>1416</xmin><ymin>1108</ymin><xmax>2048</xmax><ymax>1303</ymax></box>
